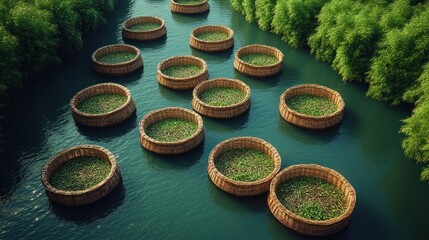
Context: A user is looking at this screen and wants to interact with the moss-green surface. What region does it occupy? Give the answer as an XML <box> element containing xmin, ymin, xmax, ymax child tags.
<box><xmin>129</xmin><ymin>22</ymin><xmax>161</xmax><ymax>31</ymax></box>
<box><xmin>50</xmin><ymin>156</ymin><xmax>111</xmax><ymax>191</ymax></box>
<box><xmin>77</xmin><ymin>93</ymin><xmax>127</xmax><ymax>114</ymax></box>
<box><xmin>215</xmin><ymin>148</ymin><xmax>274</xmax><ymax>182</ymax></box>
<box><xmin>239</xmin><ymin>53</ymin><xmax>278</xmax><ymax>66</ymax></box>
<box><xmin>146</xmin><ymin>118</ymin><xmax>198</xmax><ymax>142</ymax></box>
<box><xmin>162</xmin><ymin>64</ymin><xmax>203</xmax><ymax>78</ymax></box>
<box><xmin>199</xmin><ymin>87</ymin><xmax>246</xmax><ymax>106</ymax></box>
<box><xmin>97</xmin><ymin>52</ymin><xmax>136</xmax><ymax>64</ymax></box>
<box><xmin>196</xmin><ymin>31</ymin><xmax>229</xmax><ymax>42</ymax></box>
<box><xmin>286</xmin><ymin>94</ymin><xmax>337</xmax><ymax>116</ymax></box>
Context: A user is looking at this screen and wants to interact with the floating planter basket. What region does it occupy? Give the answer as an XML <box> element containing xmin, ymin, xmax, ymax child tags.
<box><xmin>170</xmin><ymin>0</ymin><xmax>210</xmax><ymax>14</ymax></box>
<box><xmin>268</xmin><ymin>164</ymin><xmax>356</xmax><ymax>236</ymax></box>
<box><xmin>70</xmin><ymin>83</ymin><xmax>136</xmax><ymax>127</ymax></box>
<box><xmin>92</xmin><ymin>44</ymin><xmax>143</xmax><ymax>76</ymax></box>
<box><xmin>157</xmin><ymin>56</ymin><xmax>208</xmax><ymax>90</ymax></box>
<box><xmin>233</xmin><ymin>44</ymin><xmax>284</xmax><ymax>77</ymax></box>
<box><xmin>192</xmin><ymin>78</ymin><xmax>250</xmax><ymax>118</ymax></box>
<box><xmin>279</xmin><ymin>84</ymin><xmax>345</xmax><ymax>129</ymax></box>
<box><xmin>190</xmin><ymin>25</ymin><xmax>234</xmax><ymax>52</ymax></box>
<box><xmin>41</xmin><ymin>145</ymin><xmax>121</xmax><ymax>206</ymax></box>
<box><xmin>208</xmin><ymin>137</ymin><xmax>281</xmax><ymax>196</ymax></box>
<box><xmin>139</xmin><ymin>107</ymin><xmax>204</xmax><ymax>154</ymax></box>
<box><xmin>122</xmin><ymin>16</ymin><xmax>167</xmax><ymax>41</ymax></box>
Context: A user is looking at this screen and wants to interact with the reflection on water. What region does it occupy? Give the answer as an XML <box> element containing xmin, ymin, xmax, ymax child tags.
<box><xmin>123</xmin><ymin>35</ymin><xmax>168</xmax><ymax>50</ymax></box>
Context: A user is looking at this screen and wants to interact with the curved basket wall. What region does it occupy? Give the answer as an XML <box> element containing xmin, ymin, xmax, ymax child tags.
<box><xmin>192</xmin><ymin>78</ymin><xmax>250</xmax><ymax>118</ymax></box>
<box><xmin>122</xmin><ymin>16</ymin><xmax>167</xmax><ymax>41</ymax></box>
<box><xmin>139</xmin><ymin>107</ymin><xmax>204</xmax><ymax>154</ymax></box>
<box><xmin>268</xmin><ymin>164</ymin><xmax>356</xmax><ymax>236</ymax></box>
<box><xmin>208</xmin><ymin>137</ymin><xmax>281</xmax><ymax>196</ymax></box>
<box><xmin>190</xmin><ymin>25</ymin><xmax>234</xmax><ymax>52</ymax></box>
<box><xmin>92</xmin><ymin>44</ymin><xmax>143</xmax><ymax>76</ymax></box>
<box><xmin>157</xmin><ymin>56</ymin><xmax>208</xmax><ymax>90</ymax></box>
<box><xmin>41</xmin><ymin>145</ymin><xmax>122</xmax><ymax>206</ymax></box>
<box><xmin>279</xmin><ymin>84</ymin><xmax>345</xmax><ymax>129</ymax></box>
<box><xmin>170</xmin><ymin>0</ymin><xmax>210</xmax><ymax>14</ymax></box>
<box><xmin>70</xmin><ymin>83</ymin><xmax>136</xmax><ymax>127</ymax></box>
<box><xmin>233</xmin><ymin>44</ymin><xmax>284</xmax><ymax>77</ymax></box>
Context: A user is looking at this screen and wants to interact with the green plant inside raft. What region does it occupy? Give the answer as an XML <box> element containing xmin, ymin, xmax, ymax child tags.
<box><xmin>199</xmin><ymin>87</ymin><xmax>246</xmax><ymax>106</ymax></box>
<box><xmin>129</xmin><ymin>22</ymin><xmax>161</xmax><ymax>31</ymax></box>
<box><xmin>196</xmin><ymin>31</ymin><xmax>230</xmax><ymax>42</ymax></box>
<box><xmin>239</xmin><ymin>53</ymin><xmax>278</xmax><ymax>66</ymax></box>
<box><xmin>97</xmin><ymin>52</ymin><xmax>136</xmax><ymax>64</ymax></box>
<box><xmin>162</xmin><ymin>64</ymin><xmax>203</xmax><ymax>78</ymax></box>
<box><xmin>146</xmin><ymin>118</ymin><xmax>198</xmax><ymax>142</ymax></box>
<box><xmin>286</xmin><ymin>94</ymin><xmax>337</xmax><ymax>116</ymax></box>
<box><xmin>77</xmin><ymin>93</ymin><xmax>127</xmax><ymax>114</ymax></box>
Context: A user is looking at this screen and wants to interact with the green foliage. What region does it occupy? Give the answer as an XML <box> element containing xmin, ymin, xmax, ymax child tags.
<box><xmin>401</xmin><ymin>63</ymin><xmax>429</xmax><ymax>178</ymax></box>
<box><xmin>129</xmin><ymin>22</ymin><xmax>161</xmax><ymax>31</ymax></box>
<box><xmin>215</xmin><ymin>148</ymin><xmax>274</xmax><ymax>182</ymax></box>
<box><xmin>230</xmin><ymin>0</ymin><xmax>244</xmax><ymax>12</ymax></box>
<box><xmin>255</xmin><ymin>0</ymin><xmax>276</xmax><ymax>31</ymax></box>
<box><xmin>242</xmin><ymin>0</ymin><xmax>256</xmax><ymax>22</ymax></box>
<box><xmin>367</xmin><ymin>4</ymin><xmax>429</xmax><ymax>104</ymax></box>
<box><xmin>0</xmin><ymin>25</ymin><xmax>21</xmax><ymax>101</ymax></box>
<box><xmin>97</xmin><ymin>52</ymin><xmax>136</xmax><ymax>64</ymax></box>
<box><xmin>195</xmin><ymin>31</ymin><xmax>230</xmax><ymax>42</ymax></box>
<box><xmin>239</xmin><ymin>53</ymin><xmax>278</xmax><ymax>66</ymax></box>
<box><xmin>272</xmin><ymin>0</ymin><xmax>329</xmax><ymax>48</ymax></box>
<box><xmin>162</xmin><ymin>64</ymin><xmax>203</xmax><ymax>78</ymax></box>
<box><xmin>9</xmin><ymin>2</ymin><xmax>59</xmax><ymax>77</ymax></box>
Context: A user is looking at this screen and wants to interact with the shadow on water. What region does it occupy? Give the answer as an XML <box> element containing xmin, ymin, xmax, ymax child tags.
<box><xmin>158</xmin><ymin>85</ymin><xmax>193</xmax><ymax>104</ymax></box>
<box><xmin>190</xmin><ymin>47</ymin><xmax>234</xmax><ymax>64</ymax></box>
<box><xmin>123</xmin><ymin>35</ymin><xmax>168</xmax><ymax>50</ymax></box>
<box><xmin>143</xmin><ymin>142</ymin><xmax>204</xmax><ymax>171</ymax></box>
<box><xmin>76</xmin><ymin>113</ymin><xmax>137</xmax><ymax>141</ymax></box>
<box><xmin>207</xmin><ymin>179</ymin><xmax>267</xmax><ymax>214</ymax></box>
<box><xmin>90</xmin><ymin>67</ymin><xmax>144</xmax><ymax>85</ymax></box>
<box><xmin>277</xmin><ymin>115</ymin><xmax>341</xmax><ymax>145</ymax></box>
<box><xmin>170</xmin><ymin>11</ymin><xmax>209</xmax><ymax>24</ymax></box>
<box><xmin>233</xmin><ymin>71</ymin><xmax>283</xmax><ymax>90</ymax></box>
<box><xmin>49</xmin><ymin>182</ymin><xmax>126</xmax><ymax>224</ymax></box>
<box><xmin>203</xmin><ymin>110</ymin><xmax>250</xmax><ymax>132</ymax></box>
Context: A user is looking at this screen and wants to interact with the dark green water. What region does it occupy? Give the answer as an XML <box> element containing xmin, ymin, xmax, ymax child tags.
<box><xmin>1</xmin><ymin>0</ymin><xmax>428</xmax><ymax>239</ymax></box>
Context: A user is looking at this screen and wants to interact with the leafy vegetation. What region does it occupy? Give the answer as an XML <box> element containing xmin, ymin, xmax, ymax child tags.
<box><xmin>286</xmin><ymin>94</ymin><xmax>337</xmax><ymax>116</ymax></box>
<box><xmin>174</xmin><ymin>0</ymin><xmax>205</xmax><ymax>5</ymax></box>
<box><xmin>162</xmin><ymin>64</ymin><xmax>203</xmax><ymax>78</ymax></box>
<box><xmin>231</xmin><ymin>0</ymin><xmax>429</xmax><ymax>182</ymax></box>
<box><xmin>128</xmin><ymin>22</ymin><xmax>161</xmax><ymax>31</ymax></box>
<box><xmin>50</xmin><ymin>156</ymin><xmax>111</xmax><ymax>191</ymax></box>
<box><xmin>239</xmin><ymin>53</ymin><xmax>278</xmax><ymax>66</ymax></box>
<box><xmin>195</xmin><ymin>31</ymin><xmax>230</xmax><ymax>42</ymax></box>
<box><xmin>97</xmin><ymin>52</ymin><xmax>136</xmax><ymax>64</ymax></box>
<box><xmin>276</xmin><ymin>177</ymin><xmax>347</xmax><ymax>221</ymax></box>
<box><xmin>215</xmin><ymin>148</ymin><xmax>274</xmax><ymax>182</ymax></box>
<box><xmin>146</xmin><ymin>118</ymin><xmax>198</xmax><ymax>142</ymax></box>
<box><xmin>199</xmin><ymin>87</ymin><xmax>246</xmax><ymax>106</ymax></box>
<box><xmin>77</xmin><ymin>93</ymin><xmax>127</xmax><ymax>114</ymax></box>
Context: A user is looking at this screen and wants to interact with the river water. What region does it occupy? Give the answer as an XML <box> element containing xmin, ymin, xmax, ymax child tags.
<box><xmin>1</xmin><ymin>0</ymin><xmax>428</xmax><ymax>239</ymax></box>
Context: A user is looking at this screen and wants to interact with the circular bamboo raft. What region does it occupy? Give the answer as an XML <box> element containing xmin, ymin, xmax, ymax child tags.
<box><xmin>92</xmin><ymin>44</ymin><xmax>143</xmax><ymax>76</ymax></box>
<box><xmin>70</xmin><ymin>83</ymin><xmax>136</xmax><ymax>127</ymax></box>
<box><xmin>192</xmin><ymin>78</ymin><xmax>251</xmax><ymax>118</ymax></box>
<box><xmin>139</xmin><ymin>107</ymin><xmax>205</xmax><ymax>154</ymax></box>
<box><xmin>157</xmin><ymin>55</ymin><xmax>208</xmax><ymax>90</ymax></box>
<box><xmin>190</xmin><ymin>25</ymin><xmax>234</xmax><ymax>52</ymax></box>
<box><xmin>122</xmin><ymin>16</ymin><xmax>167</xmax><ymax>41</ymax></box>
<box><xmin>170</xmin><ymin>0</ymin><xmax>210</xmax><ymax>14</ymax></box>
<box><xmin>268</xmin><ymin>164</ymin><xmax>356</xmax><ymax>236</ymax></box>
<box><xmin>41</xmin><ymin>145</ymin><xmax>122</xmax><ymax>206</ymax></box>
<box><xmin>233</xmin><ymin>44</ymin><xmax>284</xmax><ymax>77</ymax></box>
<box><xmin>279</xmin><ymin>84</ymin><xmax>345</xmax><ymax>129</ymax></box>
<box><xmin>208</xmin><ymin>137</ymin><xmax>281</xmax><ymax>196</ymax></box>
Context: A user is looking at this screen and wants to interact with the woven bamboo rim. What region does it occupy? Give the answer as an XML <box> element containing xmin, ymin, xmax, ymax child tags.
<box><xmin>157</xmin><ymin>55</ymin><xmax>208</xmax><ymax>90</ymax></box>
<box><xmin>233</xmin><ymin>44</ymin><xmax>284</xmax><ymax>77</ymax></box>
<box><xmin>122</xmin><ymin>16</ymin><xmax>167</xmax><ymax>41</ymax></box>
<box><xmin>268</xmin><ymin>164</ymin><xmax>356</xmax><ymax>236</ymax></box>
<box><xmin>192</xmin><ymin>78</ymin><xmax>250</xmax><ymax>118</ymax></box>
<box><xmin>91</xmin><ymin>44</ymin><xmax>143</xmax><ymax>76</ymax></box>
<box><xmin>41</xmin><ymin>145</ymin><xmax>122</xmax><ymax>206</ymax></box>
<box><xmin>139</xmin><ymin>107</ymin><xmax>205</xmax><ymax>154</ymax></box>
<box><xmin>208</xmin><ymin>137</ymin><xmax>281</xmax><ymax>196</ymax></box>
<box><xmin>170</xmin><ymin>0</ymin><xmax>210</xmax><ymax>14</ymax></box>
<box><xmin>190</xmin><ymin>25</ymin><xmax>234</xmax><ymax>52</ymax></box>
<box><xmin>70</xmin><ymin>83</ymin><xmax>136</xmax><ymax>127</ymax></box>
<box><xmin>279</xmin><ymin>84</ymin><xmax>345</xmax><ymax>129</ymax></box>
